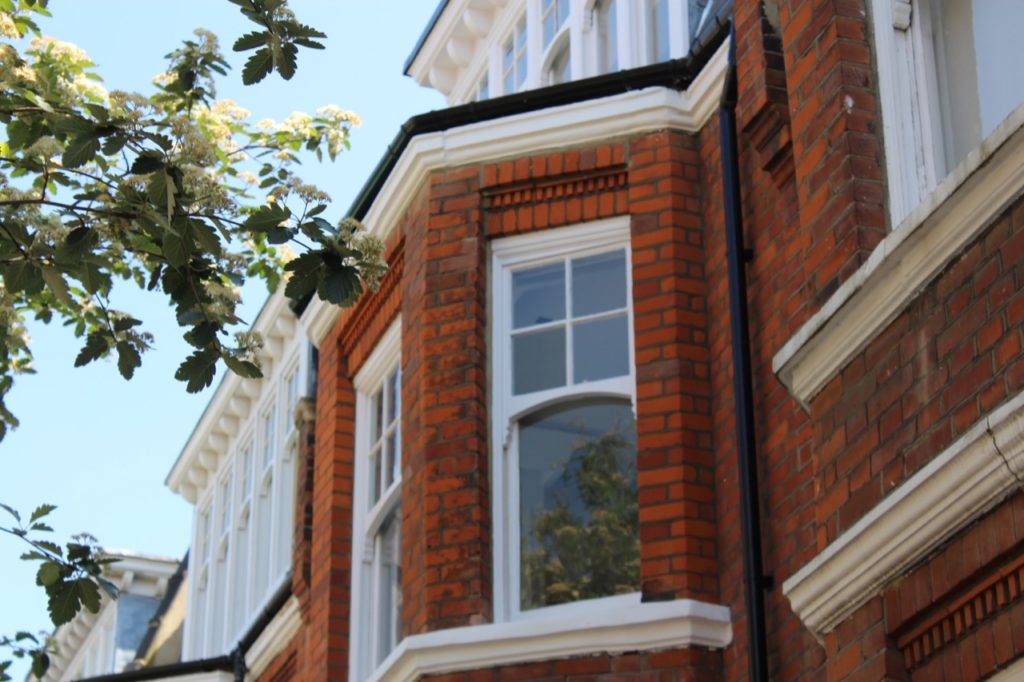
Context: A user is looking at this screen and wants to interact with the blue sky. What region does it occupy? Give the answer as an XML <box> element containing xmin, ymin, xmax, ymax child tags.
<box><xmin>0</xmin><ymin>1</ymin><xmax>445</xmax><ymax>675</ymax></box>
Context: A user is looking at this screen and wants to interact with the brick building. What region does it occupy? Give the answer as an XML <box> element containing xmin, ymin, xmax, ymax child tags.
<box><xmin>100</xmin><ymin>0</ymin><xmax>1024</xmax><ymax>680</ymax></box>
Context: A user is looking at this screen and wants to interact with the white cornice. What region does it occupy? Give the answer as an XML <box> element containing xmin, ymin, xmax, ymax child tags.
<box><xmin>406</xmin><ymin>0</ymin><xmax>508</xmax><ymax>97</ymax></box>
<box><xmin>301</xmin><ymin>41</ymin><xmax>727</xmax><ymax>347</ymax></box>
<box><xmin>773</xmin><ymin>104</ymin><xmax>1024</xmax><ymax>408</ymax></box>
<box><xmin>244</xmin><ymin>596</ymin><xmax>302</xmax><ymax>678</ymax></box>
<box><xmin>783</xmin><ymin>390</ymin><xmax>1024</xmax><ymax>636</ymax></box>
<box><xmin>165</xmin><ymin>290</ymin><xmax>307</xmax><ymax>504</ymax></box>
<box><xmin>368</xmin><ymin>598</ymin><xmax>731</xmax><ymax>682</ymax></box>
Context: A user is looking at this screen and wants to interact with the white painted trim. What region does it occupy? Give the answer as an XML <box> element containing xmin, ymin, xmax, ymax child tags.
<box><xmin>773</xmin><ymin>104</ymin><xmax>1024</xmax><ymax>408</ymax></box>
<box><xmin>244</xmin><ymin>596</ymin><xmax>302</xmax><ymax>678</ymax></box>
<box><xmin>301</xmin><ymin>42</ymin><xmax>727</xmax><ymax>347</ymax></box>
<box><xmin>782</xmin><ymin>390</ymin><xmax>1024</xmax><ymax>636</ymax></box>
<box><xmin>367</xmin><ymin>598</ymin><xmax>732</xmax><ymax>682</ymax></box>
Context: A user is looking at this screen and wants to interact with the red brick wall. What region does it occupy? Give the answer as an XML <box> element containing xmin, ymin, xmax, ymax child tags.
<box><xmin>815</xmin><ymin>492</ymin><xmax>1024</xmax><ymax>681</ymax></box>
<box><xmin>401</xmin><ymin>166</ymin><xmax>492</xmax><ymax>634</ymax></box>
<box><xmin>809</xmin><ymin>197</ymin><xmax>1024</xmax><ymax>546</ymax></box>
<box><xmin>627</xmin><ymin>130</ymin><xmax>718</xmax><ymax>601</ymax></box>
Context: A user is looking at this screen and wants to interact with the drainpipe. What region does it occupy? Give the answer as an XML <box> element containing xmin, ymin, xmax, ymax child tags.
<box><xmin>718</xmin><ymin>23</ymin><xmax>770</xmax><ymax>682</ymax></box>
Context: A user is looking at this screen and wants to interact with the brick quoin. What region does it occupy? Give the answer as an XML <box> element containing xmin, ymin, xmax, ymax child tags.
<box><xmin>403</xmin><ymin>166</ymin><xmax>492</xmax><ymax>634</ymax></box>
<box><xmin>628</xmin><ymin>129</ymin><xmax>719</xmax><ymax>603</ymax></box>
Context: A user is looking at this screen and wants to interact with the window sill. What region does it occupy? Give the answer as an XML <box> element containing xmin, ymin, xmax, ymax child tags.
<box><xmin>773</xmin><ymin>103</ymin><xmax>1024</xmax><ymax>408</ymax></box>
<box><xmin>367</xmin><ymin>598</ymin><xmax>731</xmax><ymax>682</ymax></box>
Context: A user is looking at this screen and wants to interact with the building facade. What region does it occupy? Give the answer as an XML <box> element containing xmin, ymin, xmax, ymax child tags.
<box><xmin>108</xmin><ymin>0</ymin><xmax>1024</xmax><ymax>680</ymax></box>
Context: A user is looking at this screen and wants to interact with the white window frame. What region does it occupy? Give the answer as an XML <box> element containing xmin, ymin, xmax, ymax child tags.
<box><xmin>586</xmin><ymin>0</ymin><xmax>622</xmax><ymax>76</ymax></box>
<box><xmin>490</xmin><ymin>217</ymin><xmax>638</xmax><ymax>623</ymax></box>
<box><xmin>633</xmin><ymin>0</ymin><xmax>688</xmax><ymax>66</ymax></box>
<box><xmin>872</xmin><ymin>0</ymin><xmax>1024</xmax><ymax>225</ymax></box>
<box><xmin>350</xmin><ymin>319</ymin><xmax>403</xmax><ymax>682</ymax></box>
<box><xmin>183</xmin><ymin>342</ymin><xmax>310</xmax><ymax>660</ymax></box>
<box><xmin>501</xmin><ymin>14</ymin><xmax>529</xmax><ymax>94</ymax></box>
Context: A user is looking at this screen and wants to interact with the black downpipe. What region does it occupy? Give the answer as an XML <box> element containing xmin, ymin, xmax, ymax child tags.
<box><xmin>719</xmin><ymin>24</ymin><xmax>770</xmax><ymax>682</ymax></box>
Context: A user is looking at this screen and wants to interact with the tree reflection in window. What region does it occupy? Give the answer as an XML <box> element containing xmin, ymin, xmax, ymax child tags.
<box><xmin>519</xmin><ymin>398</ymin><xmax>639</xmax><ymax>610</ymax></box>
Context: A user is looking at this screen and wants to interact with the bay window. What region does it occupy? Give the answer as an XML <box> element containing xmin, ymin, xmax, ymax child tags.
<box><xmin>492</xmin><ymin>219</ymin><xmax>639</xmax><ymax>620</ymax></box>
<box><xmin>350</xmin><ymin>321</ymin><xmax>403</xmax><ymax>680</ymax></box>
<box><xmin>184</xmin><ymin>347</ymin><xmax>310</xmax><ymax>660</ymax></box>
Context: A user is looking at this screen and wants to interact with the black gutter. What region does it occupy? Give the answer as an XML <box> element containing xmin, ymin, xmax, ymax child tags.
<box><xmin>78</xmin><ymin>576</ymin><xmax>293</xmax><ymax>682</ymax></box>
<box><xmin>349</xmin><ymin>19</ymin><xmax>730</xmax><ymax>223</ymax></box>
<box><xmin>719</xmin><ymin>24</ymin><xmax>769</xmax><ymax>682</ymax></box>
<box><xmin>71</xmin><ymin>656</ymin><xmax>234</xmax><ymax>682</ymax></box>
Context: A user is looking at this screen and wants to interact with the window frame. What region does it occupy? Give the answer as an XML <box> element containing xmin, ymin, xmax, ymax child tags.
<box><xmin>349</xmin><ymin>319</ymin><xmax>404</xmax><ymax>681</ymax></box>
<box><xmin>872</xmin><ymin>0</ymin><xmax>1024</xmax><ymax>225</ymax></box>
<box><xmin>490</xmin><ymin>217</ymin><xmax>638</xmax><ymax>623</ymax></box>
<box><xmin>183</xmin><ymin>343</ymin><xmax>310</xmax><ymax>660</ymax></box>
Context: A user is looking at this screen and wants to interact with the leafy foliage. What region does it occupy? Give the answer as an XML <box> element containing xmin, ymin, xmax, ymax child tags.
<box><xmin>520</xmin><ymin>423</ymin><xmax>640</xmax><ymax>609</ymax></box>
<box><xmin>228</xmin><ymin>0</ymin><xmax>326</xmax><ymax>84</ymax></box>
<box><xmin>0</xmin><ymin>0</ymin><xmax>383</xmax><ymax>440</ymax></box>
<box><xmin>0</xmin><ymin>503</ymin><xmax>117</xmax><ymax>681</ymax></box>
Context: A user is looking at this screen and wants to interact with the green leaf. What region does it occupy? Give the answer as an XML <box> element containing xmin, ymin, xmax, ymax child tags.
<box><xmin>74</xmin><ymin>332</ymin><xmax>110</xmax><ymax>368</ymax></box>
<box><xmin>47</xmin><ymin>584</ymin><xmax>79</xmax><ymax>626</ymax></box>
<box><xmin>30</xmin><ymin>652</ymin><xmax>49</xmax><ymax>680</ymax></box>
<box><xmin>40</xmin><ymin>266</ymin><xmax>72</xmax><ymax>305</ymax></box>
<box><xmin>14</xmin><ymin>632</ymin><xmax>37</xmax><ymax>644</ymax></box>
<box><xmin>0</xmin><ymin>503</ymin><xmax>20</xmax><ymax>522</ymax></box>
<box><xmin>3</xmin><ymin>260</ymin><xmax>45</xmax><ymax>296</ymax></box>
<box><xmin>116</xmin><ymin>342</ymin><xmax>141</xmax><ymax>380</ymax></box>
<box><xmin>61</xmin><ymin>132</ymin><xmax>101</xmax><ymax>169</ymax></box>
<box><xmin>283</xmin><ymin>251</ymin><xmax>321</xmax><ymax>300</ymax></box>
<box><xmin>29</xmin><ymin>504</ymin><xmax>55</xmax><ymax>523</ymax></box>
<box><xmin>33</xmin><ymin>540</ymin><xmax>62</xmax><ymax>557</ymax></box>
<box><xmin>190</xmin><ymin>220</ymin><xmax>222</xmax><ymax>257</ymax></box>
<box><xmin>318</xmin><ymin>264</ymin><xmax>361</xmax><ymax>306</ymax></box>
<box><xmin>243</xmin><ymin>203</ymin><xmax>290</xmax><ymax>233</ymax></box>
<box><xmin>30</xmin><ymin>522</ymin><xmax>53</xmax><ymax>532</ymax></box>
<box><xmin>174</xmin><ymin>348</ymin><xmax>218</xmax><ymax>393</ymax></box>
<box><xmin>242</xmin><ymin>48</ymin><xmax>274</xmax><ymax>85</ymax></box>
<box><xmin>162</xmin><ymin>232</ymin><xmax>187</xmax><ymax>268</ymax></box>
<box><xmin>223</xmin><ymin>355</ymin><xmax>262</xmax><ymax>379</ymax></box>
<box><xmin>77</xmin><ymin>578</ymin><xmax>102</xmax><ymax>613</ymax></box>
<box><xmin>112</xmin><ymin>317</ymin><xmax>142</xmax><ymax>333</ymax></box>
<box><xmin>97</xmin><ymin>577</ymin><xmax>119</xmax><ymax>600</ymax></box>
<box><xmin>36</xmin><ymin>561</ymin><xmax>60</xmax><ymax>587</ymax></box>
<box><xmin>183</xmin><ymin>321</ymin><xmax>217</xmax><ymax>349</ymax></box>
<box><xmin>232</xmin><ymin>30</ymin><xmax>269</xmax><ymax>51</ymax></box>
<box><xmin>130</xmin><ymin>152</ymin><xmax>165</xmax><ymax>174</ymax></box>
<box><xmin>274</xmin><ymin>42</ymin><xmax>298</xmax><ymax>80</ymax></box>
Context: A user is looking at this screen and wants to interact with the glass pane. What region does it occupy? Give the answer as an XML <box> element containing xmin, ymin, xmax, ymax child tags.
<box><xmin>242</xmin><ymin>446</ymin><xmax>253</xmax><ymax>495</ymax></box>
<box><xmin>518</xmin><ymin>399</ymin><xmax>639</xmax><ymax>610</ymax></box>
<box><xmin>262</xmin><ymin>404</ymin><xmax>276</xmax><ymax>469</ymax></box>
<box><xmin>388</xmin><ymin>428</ymin><xmax>400</xmax><ymax>486</ymax></box>
<box><xmin>656</xmin><ymin>0</ymin><xmax>670</xmax><ymax>61</ymax></box>
<box><xmin>513</xmin><ymin>262</ymin><xmax>565</xmax><ymax>328</ymax></box>
<box><xmin>515</xmin><ymin>52</ymin><xmax>527</xmax><ymax>89</ymax></box>
<box><xmin>605</xmin><ymin>0</ymin><xmax>618</xmax><ymax>72</ymax></box>
<box><xmin>573</xmin><ymin>314</ymin><xmax>630</xmax><ymax>383</ymax></box>
<box><xmin>513</xmin><ymin>327</ymin><xmax>566</xmax><ymax>395</ymax></box>
<box><xmin>550</xmin><ymin>43</ymin><xmax>571</xmax><ymax>84</ymax></box>
<box><xmin>375</xmin><ymin>511</ymin><xmax>401</xmax><ymax>665</ymax></box>
<box><xmin>515</xmin><ymin>18</ymin><xmax>526</xmax><ymax>51</ymax></box>
<box><xmin>371</xmin><ymin>388</ymin><xmax>383</xmax><ymax>442</ymax></box>
<box><xmin>503</xmin><ymin>38</ymin><xmax>514</xmax><ymax>72</ymax></box>
<box><xmin>544</xmin><ymin>10</ymin><xmax>556</xmax><ymax>47</ymax></box>
<box><xmin>571</xmin><ymin>250</ymin><xmax>626</xmax><ymax>317</ymax></box>
<box><xmin>370</xmin><ymin>446</ymin><xmax>382</xmax><ymax>506</ymax></box>
<box><xmin>383</xmin><ymin>435</ymin><xmax>395</xmax><ymax>490</ymax></box>
<box><xmin>387</xmin><ymin>369</ymin><xmax>400</xmax><ymax>425</ymax></box>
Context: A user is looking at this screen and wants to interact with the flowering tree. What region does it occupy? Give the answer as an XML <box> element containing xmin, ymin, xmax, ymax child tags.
<box><xmin>0</xmin><ymin>0</ymin><xmax>382</xmax><ymax>677</ymax></box>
